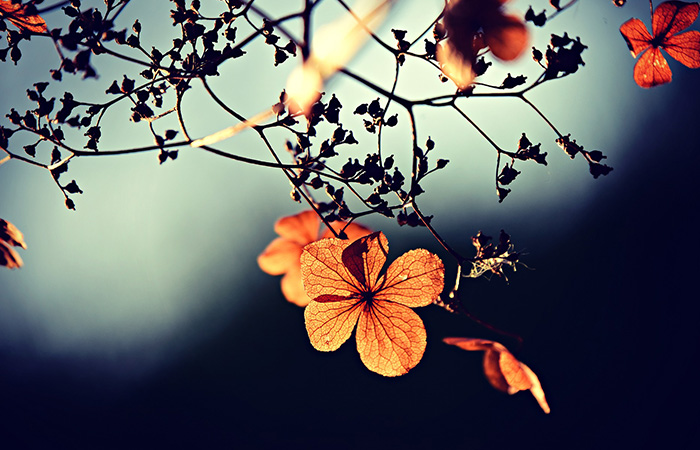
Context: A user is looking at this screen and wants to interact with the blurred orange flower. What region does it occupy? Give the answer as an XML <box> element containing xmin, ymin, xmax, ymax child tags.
<box><xmin>438</xmin><ymin>0</ymin><xmax>529</xmax><ymax>88</ymax></box>
<box><xmin>443</xmin><ymin>337</ymin><xmax>550</xmax><ymax>413</ymax></box>
<box><xmin>302</xmin><ymin>232</ymin><xmax>444</xmax><ymax>376</ymax></box>
<box><xmin>258</xmin><ymin>210</ymin><xmax>371</xmax><ymax>306</ymax></box>
<box><xmin>1</xmin><ymin>218</ymin><xmax>26</xmax><ymax>269</ymax></box>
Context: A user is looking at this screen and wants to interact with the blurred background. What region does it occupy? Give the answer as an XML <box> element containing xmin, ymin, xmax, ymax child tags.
<box><xmin>1</xmin><ymin>0</ymin><xmax>699</xmax><ymax>448</ymax></box>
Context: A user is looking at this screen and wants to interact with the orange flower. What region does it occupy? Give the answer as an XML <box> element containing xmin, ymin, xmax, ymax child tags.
<box><xmin>438</xmin><ymin>0</ymin><xmax>529</xmax><ymax>89</ymax></box>
<box><xmin>302</xmin><ymin>232</ymin><xmax>444</xmax><ymax>376</ymax></box>
<box><xmin>0</xmin><ymin>0</ymin><xmax>48</xmax><ymax>34</ymax></box>
<box><xmin>258</xmin><ymin>210</ymin><xmax>371</xmax><ymax>307</ymax></box>
<box><xmin>1</xmin><ymin>218</ymin><xmax>26</xmax><ymax>269</ymax></box>
<box><xmin>620</xmin><ymin>0</ymin><xmax>700</xmax><ymax>88</ymax></box>
<box><xmin>444</xmin><ymin>337</ymin><xmax>550</xmax><ymax>413</ymax></box>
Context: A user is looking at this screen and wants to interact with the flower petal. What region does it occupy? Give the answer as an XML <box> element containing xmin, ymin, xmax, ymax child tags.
<box><xmin>634</xmin><ymin>47</ymin><xmax>672</xmax><ymax>87</ymax></box>
<box><xmin>444</xmin><ymin>337</ymin><xmax>550</xmax><ymax>413</ymax></box>
<box><xmin>620</xmin><ymin>18</ymin><xmax>653</xmax><ymax>57</ymax></box>
<box><xmin>301</xmin><ymin>237</ymin><xmax>362</xmax><ymax>299</ymax></box>
<box><xmin>496</xmin><ymin>350</ymin><xmax>532</xmax><ymax>393</ymax></box>
<box><xmin>0</xmin><ymin>219</ymin><xmax>27</xmax><ymax>249</ymax></box>
<box><xmin>443</xmin><ymin>337</ymin><xmax>501</xmax><ymax>351</ymax></box>
<box><xmin>257</xmin><ymin>237</ymin><xmax>302</xmax><ymax>275</ymax></box>
<box><xmin>484</xmin><ymin>14</ymin><xmax>529</xmax><ymax>61</ymax></box>
<box><xmin>341</xmin><ymin>232</ymin><xmax>388</xmax><ymax>291</ymax></box>
<box><xmin>374</xmin><ymin>249</ymin><xmax>444</xmax><ymax>308</ymax></box>
<box><xmin>274</xmin><ymin>210</ymin><xmax>319</xmax><ymax>245</ymax></box>
<box><xmin>436</xmin><ymin>41</ymin><xmax>475</xmax><ymax>89</ymax></box>
<box><xmin>520</xmin><ymin>361</ymin><xmax>551</xmax><ymax>414</ymax></box>
<box><xmin>653</xmin><ymin>1</ymin><xmax>699</xmax><ymax>38</ymax></box>
<box><xmin>305</xmin><ymin>298</ymin><xmax>363</xmax><ymax>351</ymax></box>
<box><xmin>1</xmin><ymin>240</ymin><xmax>23</xmax><ymax>269</ymax></box>
<box><xmin>281</xmin><ymin>265</ymin><xmax>312</xmax><ymax>307</ymax></box>
<box><xmin>356</xmin><ymin>301</ymin><xmax>426</xmax><ymax>377</ymax></box>
<box><xmin>483</xmin><ymin>348</ymin><xmax>511</xmax><ymax>392</ymax></box>
<box><xmin>663</xmin><ymin>30</ymin><xmax>700</xmax><ymax>68</ymax></box>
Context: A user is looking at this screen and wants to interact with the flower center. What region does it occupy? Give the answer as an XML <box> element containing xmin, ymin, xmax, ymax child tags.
<box><xmin>358</xmin><ymin>290</ymin><xmax>375</xmax><ymax>307</ymax></box>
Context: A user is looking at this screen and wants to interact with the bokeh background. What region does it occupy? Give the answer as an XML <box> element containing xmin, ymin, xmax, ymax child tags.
<box><xmin>1</xmin><ymin>0</ymin><xmax>699</xmax><ymax>448</ymax></box>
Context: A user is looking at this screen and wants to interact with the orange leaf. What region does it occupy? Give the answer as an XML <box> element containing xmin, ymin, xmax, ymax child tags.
<box><xmin>0</xmin><ymin>0</ymin><xmax>48</xmax><ymax>34</ymax></box>
<box><xmin>620</xmin><ymin>1</ymin><xmax>700</xmax><ymax>88</ymax></box>
<box><xmin>303</xmin><ymin>232</ymin><xmax>444</xmax><ymax>376</ymax></box>
<box><xmin>258</xmin><ymin>210</ymin><xmax>371</xmax><ymax>306</ymax></box>
<box><xmin>443</xmin><ymin>337</ymin><xmax>550</xmax><ymax>413</ymax></box>
<box><xmin>1</xmin><ymin>218</ymin><xmax>27</xmax><ymax>249</ymax></box>
<box><xmin>1</xmin><ymin>219</ymin><xmax>26</xmax><ymax>270</ymax></box>
<box><xmin>1</xmin><ymin>240</ymin><xmax>23</xmax><ymax>269</ymax></box>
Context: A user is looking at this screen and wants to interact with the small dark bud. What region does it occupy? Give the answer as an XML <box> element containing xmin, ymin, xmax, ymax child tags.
<box><xmin>353</xmin><ymin>103</ymin><xmax>368</xmax><ymax>115</ymax></box>
<box><xmin>64</xmin><ymin>180</ymin><xmax>83</xmax><ymax>194</ymax></box>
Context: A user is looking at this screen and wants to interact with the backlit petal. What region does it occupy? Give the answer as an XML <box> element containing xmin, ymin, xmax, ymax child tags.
<box><xmin>444</xmin><ymin>337</ymin><xmax>550</xmax><ymax>413</ymax></box>
<box><xmin>663</xmin><ymin>30</ymin><xmax>700</xmax><ymax>68</ymax></box>
<box><xmin>484</xmin><ymin>14</ymin><xmax>529</xmax><ymax>61</ymax></box>
<box><xmin>653</xmin><ymin>1</ymin><xmax>699</xmax><ymax>38</ymax></box>
<box><xmin>483</xmin><ymin>348</ymin><xmax>510</xmax><ymax>392</ymax></box>
<box><xmin>257</xmin><ymin>237</ymin><xmax>302</xmax><ymax>275</ymax></box>
<box><xmin>620</xmin><ymin>18</ymin><xmax>653</xmax><ymax>57</ymax></box>
<box><xmin>305</xmin><ymin>298</ymin><xmax>363</xmax><ymax>351</ymax></box>
<box><xmin>274</xmin><ymin>210</ymin><xmax>319</xmax><ymax>245</ymax></box>
<box><xmin>0</xmin><ymin>219</ymin><xmax>27</xmax><ymax>249</ymax></box>
<box><xmin>1</xmin><ymin>240</ymin><xmax>23</xmax><ymax>269</ymax></box>
<box><xmin>436</xmin><ymin>41</ymin><xmax>475</xmax><ymax>90</ymax></box>
<box><xmin>374</xmin><ymin>249</ymin><xmax>444</xmax><ymax>308</ymax></box>
<box><xmin>443</xmin><ymin>337</ymin><xmax>501</xmax><ymax>351</ymax></box>
<box><xmin>497</xmin><ymin>350</ymin><xmax>532</xmax><ymax>392</ymax></box>
<box><xmin>356</xmin><ymin>301</ymin><xmax>426</xmax><ymax>377</ymax></box>
<box><xmin>301</xmin><ymin>237</ymin><xmax>362</xmax><ymax>299</ymax></box>
<box><xmin>634</xmin><ymin>47</ymin><xmax>672</xmax><ymax>87</ymax></box>
<box><xmin>521</xmin><ymin>361</ymin><xmax>551</xmax><ymax>414</ymax></box>
<box><xmin>281</xmin><ymin>265</ymin><xmax>312</xmax><ymax>307</ymax></box>
<box><xmin>341</xmin><ymin>232</ymin><xmax>388</xmax><ymax>291</ymax></box>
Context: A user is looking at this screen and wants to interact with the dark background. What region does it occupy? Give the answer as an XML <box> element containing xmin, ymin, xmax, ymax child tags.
<box><xmin>2</xmin><ymin>2</ymin><xmax>700</xmax><ymax>449</ymax></box>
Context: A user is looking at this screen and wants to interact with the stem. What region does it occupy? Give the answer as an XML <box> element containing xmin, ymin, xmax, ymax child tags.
<box><xmin>458</xmin><ymin>302</ymin><xmax>524</xmax><ymax>350</ymax></box>
<box><xmin>339</xmin><ymin>67</ymin><xmax>412</xmax><ymax>109</ymax></box>
<box><xmin>411</xmin><ymin>199</ymin><xmax>465</xmax><ymax>264</ymax></box>
<box><xmin>518</xmin><ymin>94</ymin><xmax>563</xmax><ymax>138</ymax></box>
